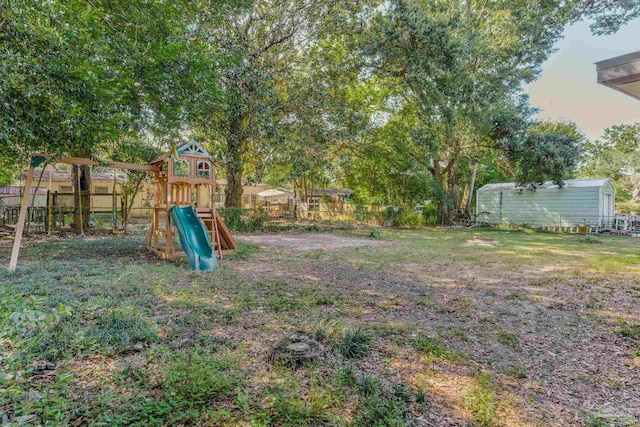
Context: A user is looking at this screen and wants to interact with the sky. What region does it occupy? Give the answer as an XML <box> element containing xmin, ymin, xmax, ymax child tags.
<box><xmin>524</xmin><ymin>19</ymin><xmax>640</xmax><ymax>141</ymax></box>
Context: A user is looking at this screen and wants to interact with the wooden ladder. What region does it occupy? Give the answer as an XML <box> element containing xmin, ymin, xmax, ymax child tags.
<box><xmin>196</xmin><ymin>207</ymin><xmax>222</xmax><ymax>259</ymax></box>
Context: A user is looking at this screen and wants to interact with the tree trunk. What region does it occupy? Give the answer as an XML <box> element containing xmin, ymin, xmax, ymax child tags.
<box><xmin>451</xmin><ymin>184</ymin><xmax>461</xmax><ymax>211</ymax></box>
<box><xmin>629</xmin><ymin>174</ymin><xmax>640</xmax><ymax>203</ymax></box>
<box><xmin>465</xmin><ymin>161</ymin><xmax>479</xmax><ymax>214</ymax></box>
<box><xmin>431</xmin><ymin>158</ymin><xmax>449</xmax><ymax>225</ymax></box>
<box><xmin>225</xmin><ymin>116</ymin><xmax>244</xmax><ymax>208</ymax></box>
<box><xmin>72</xmin><ymin>164</ymin><xmax>91</xmax><ymax>231</ymax></box>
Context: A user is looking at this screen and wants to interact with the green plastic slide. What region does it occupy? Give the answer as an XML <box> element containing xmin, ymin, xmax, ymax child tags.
<box><xmin>170</xmin><ymin>206</ymin><xmax>218</xmax><ymax>271</ymax></box>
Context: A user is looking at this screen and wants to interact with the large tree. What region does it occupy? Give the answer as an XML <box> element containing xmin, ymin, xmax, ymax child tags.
<box><xmin>352</xmin><ymin>0</ymin><xmax>582</xmax><ymax>219</ymax></box>
<box><xmin>1</xmin><ymin>0</ymin><xmax>224</xmax><ymax>226</ymax></box>
<box><xmin>580</xmin><ymin>0</ymin><xmax>640</xmax><ymax>35</ymax></box>
<box><xmin>198</xmin><ymin>1</ymin><xmax>368</xmax><ymax>207</ymax></box>
<box><xmin>510</xmin><ymin>121</ymin><xmax>585</xmax><ymax>188</ymax></box>
<box><xmin>195</xmin><ymin>0</ymin><xmax>315</xmax><ymax>207</ymax></box>
<box><xmin>580</xmin><ymin>123</ymin><xmax>640</xmax><ymax>203</ymax></box>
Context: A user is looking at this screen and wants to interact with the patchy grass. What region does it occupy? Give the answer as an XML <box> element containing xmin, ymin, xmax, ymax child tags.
<box><xmin>1</xmin><ymin>227</ymin><xmax>640</xmax><ymax>425</ymax></box>
<box><xmin>463</xmin><ymin>372</ymin><xmax>500</xmax><ymax>426</ymax></box>
<box><xmin>336</xmin><ymin>327</ymin><xmax>374</xmax><ymax>358</ymax></box>
<box><xmin>32</xmin><ymin>311</ymin><xmax>157</xmax><ymax>361</ymax></box>
<box><xmin>496</xmin><ymin>329</ymin><xmax>519</xmax><ymax>348</ymax></box>
<box><xmin>582</xmin><ymin>409</ymin><xmax>638</xmax><ymax>427</ymax></box>
<box><xmin>618</xmin><ymin>323</ymin><xmax>640</xmax><ymax>341</ymax></box>
<box><xmin>411</xmin><ymin>335</ymin><xmax>455</xmax><ymax>359</ymax></box>
<box><xmin>353</xmin><ymin>378</ymin><xmax>414</xmax><ymax>426</ymax></box>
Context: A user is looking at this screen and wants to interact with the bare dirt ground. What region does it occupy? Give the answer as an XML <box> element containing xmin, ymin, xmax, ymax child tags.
<box><xmin>231</xmin><ymin>230</ymin><xmax>640</xmax><ymax>427</ymax></box>
<box><xmin>236</xmin><ymin>232</ymin><xmax>387</xmax><ymax>251</ymax></box>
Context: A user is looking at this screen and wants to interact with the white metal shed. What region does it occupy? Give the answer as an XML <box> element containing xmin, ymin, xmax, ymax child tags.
<box><xmin>476</xmin><ymin>178</ymin><xmax>615</xmax><ymax>228</ymax></box>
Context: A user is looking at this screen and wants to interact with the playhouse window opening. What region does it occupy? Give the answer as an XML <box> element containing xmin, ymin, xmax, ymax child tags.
<box><xmin>173</xmin><ymin>159</ymin><xmax>189</xmax><ymax>177</ymax></box>
<box><xmin>197</xmin><ymin>160</ymin><xmax>211</xmax><ymax>178</ymax></box>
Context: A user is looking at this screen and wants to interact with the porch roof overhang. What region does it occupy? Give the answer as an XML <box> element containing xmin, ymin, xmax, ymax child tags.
<box><xmin>596</xmin><ymin>50</ymin><xmax>640</xmax><ymax>101</ymax></box>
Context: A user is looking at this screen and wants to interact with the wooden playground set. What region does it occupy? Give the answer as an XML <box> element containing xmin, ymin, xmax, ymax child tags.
<box><xmin>8</xmin><ymin>141</ymin><xmax>237</xmax><ymax>272</ymax></box>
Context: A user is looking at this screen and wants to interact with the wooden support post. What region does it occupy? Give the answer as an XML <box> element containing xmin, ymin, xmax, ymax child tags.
<box><xmin>166</xmin><ymin>181</ymin><xmax>172</xmax><ymax>258</ymax></box>
<box><xmin>8</xmin><ymin>156</ymin><xmax>45</xmax><ymax>271</ymax></box>
<box><xmin>153</xmin><ymin>209</ymin><xmax>159</xmax><ymax>250</ymax></box>
<box><xmin>47</xmin><ymin>190</ymin><xmax>52</xmax><ymax>236</ymax></box>
<box><xmin>112</xmin><ymin>171</ymin><xmax>117</xmax><ymax>232</ymax></box>
<box><xmin>77</xmin><ymin>166</ymin><xmax>84</xmax><ymax>235</ymax></box>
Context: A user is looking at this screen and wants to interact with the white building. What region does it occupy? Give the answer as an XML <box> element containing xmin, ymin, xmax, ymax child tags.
<box><xmin>476</xmin><ymin>179</ymin><xmax>615</xmax><ymax>228</ymax></box>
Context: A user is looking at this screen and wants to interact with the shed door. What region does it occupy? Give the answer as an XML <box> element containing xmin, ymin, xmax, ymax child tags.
<box><xmin>604</xmin><ymin>193</ymin><xmax>612</xmax><ymax>226</ymax></box>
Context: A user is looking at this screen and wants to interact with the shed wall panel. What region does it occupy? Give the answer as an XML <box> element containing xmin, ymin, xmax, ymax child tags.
<box><xmin>477</xmin><ymin>187</ymin><xmax>603</xmax><ymax>227</ymax></box>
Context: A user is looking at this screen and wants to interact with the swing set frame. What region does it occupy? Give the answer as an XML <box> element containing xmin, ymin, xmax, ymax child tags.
<box><xmin>8</xmin><ymin>154</ymin><xmax>159</xmax><ymax>271</ymax></box>
<box><xmin>8</xmin><ymin>143</ymin><xmax>238</xmax><ymax>272</ymax></box>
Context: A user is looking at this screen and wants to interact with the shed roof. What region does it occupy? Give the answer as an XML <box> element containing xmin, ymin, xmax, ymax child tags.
<box><xmin>477</xmin><ymin>178</ymin><xmax>611</xmax><ymax>192</ymax></box>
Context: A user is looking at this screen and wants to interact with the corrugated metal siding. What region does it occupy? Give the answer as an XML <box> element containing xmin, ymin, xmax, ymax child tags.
<box><xmin>476</xmin><ymin>187</ymin><xmax>602</xmax><ymax>227</ymax></box>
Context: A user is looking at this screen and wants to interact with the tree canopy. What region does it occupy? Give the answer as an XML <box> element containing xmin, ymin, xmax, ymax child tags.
<box><xmin>2</xmin><ymin>0</ymin><xmax>639</xmax><ymax>216</ymax></box>
<box><xmin>580</xmin><ymin>123</ymin><xmax>640</xmax><ymax>207</ymax></box>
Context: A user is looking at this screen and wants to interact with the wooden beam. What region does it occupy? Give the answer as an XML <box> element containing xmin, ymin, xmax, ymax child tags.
<box><xmin>32</xmin><ymin>154</ymin><xmax>160</xmax><ymax>172</ymax></box>
<box><xmin>8</xmin><ymin>164</ymin><xmax>36</xmax><ymax>271</ymax></box>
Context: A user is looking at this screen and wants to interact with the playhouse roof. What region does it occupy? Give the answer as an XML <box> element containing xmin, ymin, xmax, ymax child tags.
<box><xmin>150</xmin><ymin>140</ymin><xmax>213</xmax><ymax>164</ymax></box>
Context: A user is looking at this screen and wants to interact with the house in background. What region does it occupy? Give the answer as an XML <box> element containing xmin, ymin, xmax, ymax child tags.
<box><xmin>6</xmin><ymin>169</ymin><xmax>155</xmax><ymax>217</ymax></box>
<box><xmin>476</xmin><ymin>178</ymin><xmax>614</xmax><ymax>229</ymax></box>
<box><xmin>212</xmin><ymin>179</ymin><xmax>271</xmax><ymax>208</ymax></box>
<box><xmin>256</xmin><ymin>188</ymin><xmax>295</xmax><ymax>204</ymax></box>
<box><xmin>0</xmin><ymin>186</ymin><xmax>47</xmax><ymax>212</ymax></box>
<box><xmin>7</xmin><ymin>166</ymin><xmax>355</xmax><ymax>220</ymax></box>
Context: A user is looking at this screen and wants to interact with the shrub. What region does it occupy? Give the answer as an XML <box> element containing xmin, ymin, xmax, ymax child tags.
<box><xmin>384</xmin><ymin>207</ymin><xmax>402</xmax><ymax>227</ymax></box>
<box><xmin>353</xmin><ymin>204</ymin><xmax>384</xmax><ymax>225</ymax></box>
<box><xmin>420</xmin><ymin>203</ymin><xmax>438</xmax><ymax>226</ymax></box>
<box><xmin>336</xmin><ymin>328</ymin><xmax>373</xmax><ymax>358</ymax></box>
<box><xmin>220</xmin><ymin>208</ymin><xmax>266</xmax><ymax>232</ymax></box>
<box><xmin>384</xmin><ymin>207</ymin><xmax>423</xmax><ymax>228</ymax></box>
<box><xmin>221</xmin><ymin>208</ymin><xmax>244</xmax><ymax>231</ymax></box>
<box><xmin>616</xmin><ymin>202</ymin><xmax>640</xmax><ymax>215</ymax></box>
<box><xmin>246</xmin><ymin>215</ymin><xmax>264</xmax><ymax>231</ymax></box>
<box><xmin>401</xmin><ymin>209</ymin><xmax>424</xmax><ymax>227</ymax></box>
<box><xmin>369</xmin><ymin>228</ymin><xmax>382</xmax><ymax>239</ymax></box>
<box><xmin>355</xmin><ymin>204</ymin><xmax>374</xmax><ymax>223</ymax></box>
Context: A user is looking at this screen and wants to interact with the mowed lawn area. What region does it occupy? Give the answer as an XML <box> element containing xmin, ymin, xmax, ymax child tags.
<box><xmin>1</xmin><ymin>228</ymin><xmax>639</xmax><ymax>426</ymax></box>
